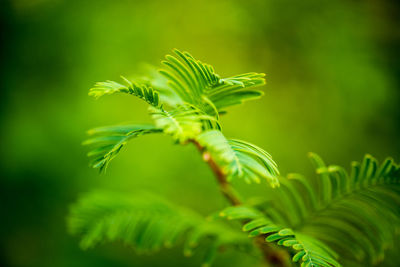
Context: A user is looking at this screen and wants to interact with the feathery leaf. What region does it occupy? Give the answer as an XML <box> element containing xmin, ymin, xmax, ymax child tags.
<box><xmin>89</xmin><ymin>76</ymin><xmax>160</xmax><ymax>107</ymax></box>
<box><xmin>160</xmin><ymin>49</ymin><xmax>266</xmax><ymax>114</ymax></box>
<box><xmin>150</xmin><ymin>105</ymin><xmax>220</xmax><ymax>143</ymax></box>
<box><xmin>220</xmin><ymin>154</ymin><xmax>400</xmax><ymax>266</ymax></box>
<box><xmin>220</xmin><ymin>206</ymin><xmax>340</xmax><ymax>267</ymax></box>
<box><xmin>68</xmin><ymin>191</ymin><xmax>251</xmax><ymax>266</ymax></box>
<box><xmin>196</xmin><ymin>130</ymin><xmax>279</xmax><ymax>186</ymax></box>
<box><xmin>83</xmin><ymin>124</ymin><xmax>162</xmax><ymax>172</ymax></box>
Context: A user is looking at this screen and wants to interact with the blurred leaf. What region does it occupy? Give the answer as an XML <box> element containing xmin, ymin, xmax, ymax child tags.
<box><xmin>68</xmin><ymin>191</ymin><xmax>251</xmax><ymax>266</ymax></box>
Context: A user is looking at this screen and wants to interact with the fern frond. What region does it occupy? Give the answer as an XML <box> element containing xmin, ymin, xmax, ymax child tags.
<box><xmin>138</xmin><ymin>64</ymin><xmax>184</xmax><ymax>106</ymax></box>
<box><xmin>68</xmin><ymin>191</ymin><xmax>251</xmax><ymax>266</ymax></box>
<box><xmin>284</xmin><ymin>153</ymin><xmax>400</xmax><ymax>265</ymax></box>
<box><xmin>83</xmin><ymin>124</ymin><xmax>162</xmax><ymax>172</ymax></box>
<box><xmin>208</xmin><ymin>73</ymin><xmax>265</xmax><ymax>110</ymax></box>
<box><xmin>150</xmin><ymin>105</ymin><xmax>220</xmax><ymax>143</ymax></box>
<box><xmin>159</xmin><ymin>50</ymin><xmax>220</xmax><ymax>104</ymax></box>
<box><xmin>219</xmin><ymin>206</ymin><xmax>340</xmax><ymax>267</ymax></box>
<box><xmin>196</xmin><ymin>130</ymin><xmax>279</xmax><ymax>187</ymax></box>
<box><xmin>89</xmin><ymin>77</ymin><xmax>160</xmax><ymax>107</ymax></box>
<box><xmin>223</xmin><ymin>154</ymin><xmax>400</xmax><ymax>266</ymax></box>
<box><xmin>159</xmin><ymin>49</ymin><xmax>265</xmax><ymax>114</ymax></box>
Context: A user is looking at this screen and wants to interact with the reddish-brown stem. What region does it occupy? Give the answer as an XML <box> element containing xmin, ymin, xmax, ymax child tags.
<box><xmin>190</xmin><ymin>139</ymin><xmax>290</xmax><ymax>267</ymax></box>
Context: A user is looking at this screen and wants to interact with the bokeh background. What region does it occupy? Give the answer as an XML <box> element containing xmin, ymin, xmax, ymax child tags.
<box><xmin>1</xmin><ymin>0</ymin><xmax>399</xmax><ymax>266</ymax></box>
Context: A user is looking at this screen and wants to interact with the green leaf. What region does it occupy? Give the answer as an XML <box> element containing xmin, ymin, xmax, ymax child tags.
<box><xmin>83</xmin><ymin>124</ymin><xmax>162</xmax><ymax>172</ymax></box>
<box><xmin>219</xmin><ymin>206</ymin><xmax>340</xmax><ymax>267</ymax></box>
<box><xmin>196</xmin><ymin>130</ymin><xmax>279</xmax><ymax>186</ymax></box>
<box><xmin>262</xmin><ymin>154</ymin><xmax>400</xmax><ymax>265</ymax></box>
<box><xmin>68</xmin><ymin>191</ymin><xmax>250</xmax><ymax>266</ymax></box>
<box><xmin>220</xmin><ymin>154</ymin><xmax>400</xmax><ymax>266</ymax></box>
<box><xmin>207</xmin><ymin>73</ymin><xmax>265</xmax><ymax>110</ymax></box>
<box><xmin>159</xmin><ymin>49</ymin><xmax>266</xmax><ymax>115</ymax></box>
<box><xmin>150</xmin><ymin>105</ymin><xmax>220</xmax><ymax>143</ymax></box>
<box><xmin>89</xmin><ymin>76</ymin><xmax>160</xmax><ymax>107</ymax></box>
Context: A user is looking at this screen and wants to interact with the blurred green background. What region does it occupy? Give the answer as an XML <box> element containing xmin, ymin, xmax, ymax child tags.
<box><xmin>1</xmin><ymin>0</ymin><xmax>399</xmax><ymax>266</ymax></box>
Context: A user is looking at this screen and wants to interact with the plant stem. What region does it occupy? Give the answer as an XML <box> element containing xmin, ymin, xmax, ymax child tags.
<box><xmin>190</xmin><ymin>140</ymin><xmax>290</xmax><ymax>267</ymax></box>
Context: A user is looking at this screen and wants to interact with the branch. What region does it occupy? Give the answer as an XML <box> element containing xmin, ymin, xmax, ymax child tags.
<box><xmin>190</xmin><ymin>139</ymin><xmax>290</xmax><ymax>267</ymax></box>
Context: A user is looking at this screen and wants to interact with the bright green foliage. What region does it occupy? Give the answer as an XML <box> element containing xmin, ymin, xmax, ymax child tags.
<box><xmin>197</xmin><ymin>130</ymin><xmax>279</xmax><ymax>187</ymax></box>
<box><xmin>208</xmin><ymin>73</ymin><xmax>265</xmax><ymax>111</ymax></box>
<box><xmin>159</xmin><ymin>49</ymin><xmax>265</xmax><ymax>114</ymax></box>
<box><xmin>83</xmin><ymin>124</ymin><xmax>162</xmax><ymax>172</ymax></box>
<box><xmin>89</xmin><ymin>77</ymin><xmax>160</xmax><ymax>107</ymax></box>
<box><xmin>74</xmin><ymin>49</ymin><xmax>280</xmax><ymax>265</ymax></box>
<box><xmin>74</xmin><ymin>50</ymin><xmax>400</xmax><ymax>266</ymax></box>
<box><xmin>219</xmin><ymin>154</ymin><xmax>400</xmax><ymax>266</ymax></box>
<box><xmin>68</xmin><ymin>191</ymin><xmax>251</xmax><ymax>266</ymax></box>
<box><xmin>84</xmin><ymin>49</ymin><xmax>278</xmax><ymax>184</ymax></box>
<box><xmin>220</xmin><ymin>206</ymin><xmax>340</xmax><ymax>267</ymax></box>
<box><xmin>149</xmin><ymin>105</ymin><xmax>220</xmax><ymax>143</ymax></box>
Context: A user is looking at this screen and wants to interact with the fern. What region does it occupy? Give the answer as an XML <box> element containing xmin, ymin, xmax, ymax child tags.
<box><xmin>150</xmin><ymin>105</ymin><xmax>220</xmax><ymax>143</ymax></box>
<box><xmin>68</xmin><ymin>191</ymin><xmax>251</xmax><ymax>266</ymax></box>
<box><xmin>84</xmin><ymin>49</ymin><xmax>277</xmax><ymax>185</ymax></box>
<box><xmin>196</xmin><ymin>130</ymin><xmax>279</xmax><ymax>186</ymax></box>
<box><xmin>72</xmin><ymin>50</ymin><xmax>400</xmax><ymax>266</ymax></box>
<box><xmin>160</xmin><ymin>49</ymin><xmax>265</xmax><ymax>114</ymax></box>
<box><xmin>83</xmin><ymin>124</ymin><xmax>162</xmax><ymax>172</ymax></box>
<box><xmin>207</xmin><ymin>73</ymin><xmax>265</xmax><ymax>111</ymax></box>
<box><xmin>89</xmin><ymin>77</ymin><xmax>160</xmax><ymax>107</ymax></box>
<box><xmin>220</xmin><ymin>206</ymin><xmax>340</xmax><ymax>267</ymax></box>
<box><xmin>219</xmin><ymin>154</ymin><xmax>400</xmax><ymax>266</ymax></box>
